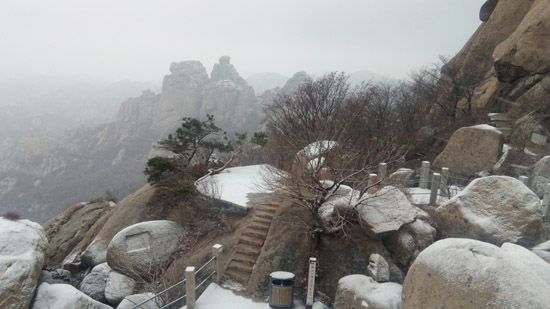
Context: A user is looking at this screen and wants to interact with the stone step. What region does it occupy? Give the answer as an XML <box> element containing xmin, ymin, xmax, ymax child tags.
<box><xmin>240</xmin><ymin>235</ymin><xmax>264</xmax><ymax>247</ymax></box>
<box><xmin>488</xmin><ymin>113</ymin><xmax>512</xmax><ymax>121</ymax></box>
<box><xmin>252</xmin><ymin>217</ymin><xmax>272</xmax><ymax>225</ymax></box>
<box><xmin>255</xmin><ymin>212</ymin><xmax>274</xmax><ymax>220</ymax></box>
<box><xmin>225</xmin><ymin>268</ymin><xmax>250</xmax><ymax>283</ymax></box>
<box><xmin>242</xmin><ymin>229</ymin><xmax>267</xmax><ymax>239</ymax></box>
<box><xmin>236</xmin><ymin>244</ymin><xmax>261</xmax><ymax>256</ymax></box>
<box><xmin>233</xmin><ymin>252</ymin><xmax>257</xmax><ymax>265</ymax></box>
<box><xmin>248</xmin><ymin>222</ymin><xmax>270</xmax><ymax>231</ymax></box>
<box><xmin>257</xmin><ymin>207</ymin><xmax>277</xmax><ymax>214</ymax></box>
<box><xmin>229</xmin><ymin>259</ymin><xmax>255</xmax><ymax>271</ymax></box>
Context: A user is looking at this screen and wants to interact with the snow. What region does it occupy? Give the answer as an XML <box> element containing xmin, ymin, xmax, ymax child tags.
<box><xmin>192</xmin><ymin>283</ymin><xmax>328</xmax><ymax>309</ymax></box>
<box><xmin>406</xmin><ymin>187</ymin><xmax>452</xmax><ymax>205</ymax></box>
<box><xmin>195</xmin><ymin>164</ymin><xmax>273</xmax><ymax>207</ymax></box>
<box><xmin>33</xmin><ymin>282</ymin><xmax>112</xmax><ymax>309</ymax></box>
<box><xmin>471</xmin><ymin>124</ymin><xmax>503</xmax><ymax>134</ymax></box>
<box><xmin>270</xmin><ymin>271</ymin><xmax>295</xmax><ymax>280</ymax></box>
<box><xmin>338</xmin><ymin>275</ymin><xmax>402</xmax><ymax>309</ymax></box>
<box><xmin>299</xmin><ymin>140</ymin><xmax>337</xmax><ymax>158</ymax></box>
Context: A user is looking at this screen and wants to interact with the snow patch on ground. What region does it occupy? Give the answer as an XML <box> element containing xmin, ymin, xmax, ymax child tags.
<box><xmin>299</xmin><ymin>140</ymin><xmax>337</xmax><ymax>158</ymax></box>
<box><xmin>196</xmin><ymin>164</ymin><xmax>273</xmax><ymax>207</ymax></box>
<box><xmin>406</xmin><ymin>187</ymin><xmax>453</xmax><ymax>205</ymax></box>
<box><xmin>192</xmin><ymin>283</ymin><xmax>328</xmax><ymax>309</ymax></box>
<box><xmin>471</xmin><ymin>124</ymin><xmax>503</xmax><ymax>134</ymax></box>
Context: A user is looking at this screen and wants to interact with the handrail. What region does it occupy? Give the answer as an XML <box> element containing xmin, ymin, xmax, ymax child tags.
<box><xmin>131</xmin><ymin>278</ymin><xmax>187</xmax><ymax>308</ymax></box>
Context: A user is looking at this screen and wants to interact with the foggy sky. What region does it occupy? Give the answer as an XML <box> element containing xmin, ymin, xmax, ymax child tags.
<box><xmin>1</xmin><ymin>0</ymin><xmax>482</xmax><ymax>83</ymax></box>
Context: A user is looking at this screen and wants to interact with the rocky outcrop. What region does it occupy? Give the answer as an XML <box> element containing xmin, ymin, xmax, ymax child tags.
<box><xmin>0</xmin><ymin>217</ymin><xmax>48</xmax><ymax>309</ymax></box>
<box><xmin>384</xmin><ymin>219</ymin><xmax>436</xmax><ymax>267</ymax></box>
<box><xmin>80</xmin><ymin>263</ymin><xmax>111</xmax><ymax>303</ymax></box>
<box><xmin>32</xmin><ymin>282</ymin><xmax>112</xmax><ymax>309</ymax></box>
<box><xmin>357</xmin><ymin>186</ymin><xmax>423</xmax><ymax>235</ymax></box>
<box><xmin>433</xmin><ymin>124</ymin><xmax>503</xmax><ymax>176</ymax></box>
<box><xmin>402</xmin><ymin>238</ymin><xmax>550</xmax><ymax>309</ymax></box>
<box><xmin>117</xmin><ymin>293</ymin><xmax>158</xmax><ymax>309</ymax></box>
<box><xmin>106</xmin><ymin>220</ymin><xmax>186</xmax><ymax>279</ymax></box>
<box><xmin>104</xmin><ymin>271</ymin><xmax>136</xmax><ymax>306</ymax></box>
<box><xmin>434</xmin><ymin>176</ymin><xmax>544</xmax><ymax>246</ymax></box>
<box><xmin>333</xmin><ymin>274</ymin><xmax>402</xmax><ymax>309</ymax></box>
<box><xmin>530</xmin><ymin>155</ymin><xmax>550</xmax><ymax>197</ymax></box>
<box><xmin>367</xmin><ymin>254</ymin><xmax>390</xmax><ymax>282</ymax></box>
<box><xmin>532</xmin><ymin>240</ymin><xmax>550</xmax><ymax>263</ymax></box>
<box><xmin>43</xmin><ymin>201</ymin><xmax>111</xmax><ymax>266</ymax></box>
<box><xmin>479</xmin><ymin>0</ymin><xmax>498</xmax><ymax>22</ymax></box>
<box><xmin>280</xmin><ymin>71</ymin><xmax>310</xmax><ymax>94</ymax></box>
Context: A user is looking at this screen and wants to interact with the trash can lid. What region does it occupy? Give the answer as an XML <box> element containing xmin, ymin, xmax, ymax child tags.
<box><xmin>270</xmin><ymin>271</ymin><xmax>295</xmax><ymax>280</ymax></box>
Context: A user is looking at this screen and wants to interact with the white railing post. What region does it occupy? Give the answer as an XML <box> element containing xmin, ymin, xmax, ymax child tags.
<box><xmin>368</xmin><ymin>173</ymin><xmax>378</xmax><ymax>188</ymax></box>
<box><xmin>378</xmin><ymin>163</ymin><xmax>387</xmax><ymax>182</ymax></box>
<box><xmin>306</xmin><ymin>257</ymin><xmax>317</xmax><ymax>309</ymax></box>
<box><xmin>519</xmin><ymin>176</ymin><xmax>529</xmax><ymax>185</ymax></box>
<box><xmin>185</xmin><ymin>266</ymin><xmax>196</xmax><ymax>309</ymax></box>
<box><xmin>419</xmin><ymin>161</ymin><xmax>430</xmax><ymax>189</ymax></box>
<box><xmin>212</xmin><ymin>244</ymin><xmax>223</xmax><ymax>284</ymax></box>
<box><xmin>430</xmin><ymin>173</ymin><xmax>441</xmax><ymax>205</ymax></box>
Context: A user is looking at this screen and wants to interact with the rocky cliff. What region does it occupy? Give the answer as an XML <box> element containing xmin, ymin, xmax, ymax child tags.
<box><xmin>0</xmin><ymin>57</ymin><xmax>262</xmax><ymax>222</ymax></box>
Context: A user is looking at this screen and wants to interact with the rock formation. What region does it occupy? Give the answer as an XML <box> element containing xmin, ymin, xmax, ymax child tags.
<box><xmin>434</xmin><ymin>176</ymin><xmax>545</xmax><ymax>246</ymax></box>
<box><xmin>402</xmin><ymin>238</ymin><xmax>550</xmax><ymax>308</ymax></box>
<box><xmin>333</xmin><ymin>274</ymin><xmax>402</xmax><ymax>309</ymax></box>
<box><xmin>32</xmin><ymin>282</ymin><xmax>112</xmax><ymax>309</ymax></box>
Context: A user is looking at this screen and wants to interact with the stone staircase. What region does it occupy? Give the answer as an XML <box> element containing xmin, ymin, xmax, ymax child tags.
<box><xmin>488</xmin><ymin>113</ymin><xmax>512</xmax><ymax>138</ymax></box>
<box><xmin>224</xmin><ymin>197</ymin><xmax>281</xmax><ymax>285</ymax></box>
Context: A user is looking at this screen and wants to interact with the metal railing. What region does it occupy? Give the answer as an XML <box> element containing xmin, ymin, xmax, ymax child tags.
<box><xmin>132</xmin><ymin>244</ymin><xmax>223</xmax><ymax>309</ymax></box>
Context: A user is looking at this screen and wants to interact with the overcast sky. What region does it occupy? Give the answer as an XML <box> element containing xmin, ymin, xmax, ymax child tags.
<box><xmin>1</xmin><ymin>0</ymin><xmax>482</xmax><ymax>83</ymax></box>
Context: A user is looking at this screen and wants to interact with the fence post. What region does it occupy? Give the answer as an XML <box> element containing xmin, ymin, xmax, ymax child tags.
<box><xmin>544</xmin><ymin>183</ymin><xmax>550</xmax><ymax>217</ymax></box>
<box><xmin>519</xmin><ymin>176</ymin><xmax>529</xmax><ymax>185</ymax></box>
<box><xmin>440</xmin><ymin>167</ymin><xmax>450</xmax><ymax>197</ymax></box>
<box><xmin>378</xmin><ymin>163</ymin><xmax>387</xmax><ymax>182</ymax></box>
<box><xmin>306</xmin><ymin>257</ymin><xmax>317</xmax><ymax>309</ymax></box>
<box><xmin>419</xmin><ymin>161</ymin><xmax>430</xmax><ymax>189</ymax></box>
<box><xmin>212</xmin><ymin>244</ymin><xmax>223</xmax><ymax>284</ymax></box>
<box><xmin>368</xmin><ymin>173</ymin><xmax>378</xmax><ymax>188</ymax></box>
<box><xmin>430</xmin><ymin>173</ymin><xmax>441</xmax><ymax>205</ymax></box>
<box><xmin>185</xmin><ymin>266</ymin><xmax>196</xmax><ymax>309</ymax></box>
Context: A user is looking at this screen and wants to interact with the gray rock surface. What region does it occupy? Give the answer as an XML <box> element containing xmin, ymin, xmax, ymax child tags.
<box><xmin>80</xmin><ymin>263</ymin><xmax>111</xmax><ymax>302</ymax></box>
<box><xmin>388</xmin><ymin>168</ymin><xmax>415</xmax><ymax>186</ymax></box>
<box><xmin>530</xmin><ymin>155</ymin><xmax>550</xmax><ymax>198</ymax></box>
<box><xmin>104</xmin><ymin>271</ymin><xmax>136</xmax><ymax>306</ymax></box>
<box><xmin>334</xmin><ymin>274</ymin><xmax>402</xmax><ymax>309</ymax></box>
<box><xmin>532</xmin><ymin>240</ymin><xmax>550</xmax><ymax>263</ymax></box>
<box><xmin>433</xmin><ymin>124</ymin><xmax>503</xmax><ymax>176</ymax></box>
<box><xmin>480</xmin><ymin>0</ymin><xmax>499</xmax><ymax>22</ymax></box>
<box><xmin>367</xmin><ymin>254</ymin><xmax>390</xmax><ymax>282</ymax></box>
<box><xmin>116</xmin><ymin>293</ymin><xmax>158</xmax><ymax>309</ymax></box>
<box><xmin>434</xmin><ymin>176</ymin><xmax>545</xmax><ymax>246</ymax></box>
<box><xmin>0</xmin><ymin>218</ymin><xmax>48</xmax><ymax>309</ymax></box>
<box><xmin>106</xmin><ymin>220</ymin><xmax>186</xmax><ymax>279</ymax></box>
<box><xmin>32</xmin><ymin>282</ymin><xmax>112</xmax><ymax>309</ymax></box>
<box><xmin>402</xmin><ymin>238</ymin><xmax>550</xmax><ymax>309</ymax></box>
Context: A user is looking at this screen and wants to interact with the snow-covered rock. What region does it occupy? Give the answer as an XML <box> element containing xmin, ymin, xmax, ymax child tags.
<box><xmin>80</xmin><ymin>262</ymin><xmax>111</xmax><ymax>302</ymax></box>
<box><xmin>0</xmin><ymin>217</ymin><xmax>48</xmax><ymax>309</ymax></box>
<box><xmin>433</xmin><ymin>124</ymin><xmax>503</xmax><ymax>176</ymax></box>
<box><xmin>433</xmin><ymin>176</ymin><xmax>545</xmax><ymax>246</ymax></box>
<box><xmin>388</xmin><ymin>168</ymin><xmax>414</xmax><ymax>186</ymax></box>
<box><xmin>357</xmin><ymin>186</ymin><xmax>422</xmax><ymax>235</ymax></box>
<box><xmin>39</xmin><ymin>268</ymin><xmax>72</xmax><ymax>285</ymax></box>
<box><xmin>384</xmin><ymin>219</ymin><xmax>436</xmax><ymax>266</ymax></box>
<box><xmin>367</xmin><ymin>254</ymin><xmax>390</xmax><ymax>282</ymax></box>
<box><xmin>402</xmin><ymin>238</ymin><xmax>550</xmax><ymax>309</ymax></box>
<box><xmin>530</xmin><ymin>155</ymin><xmax>550</xmax><ymax>197</ymax></box>
<box><xmin>32</xmin><ymin>282</ymin><xmax>112</xmax><ymax>309</ymax></box>
<box><xmin>333</xmin><ymin>274</ymin><xmax>402</xmax><ymax>309</ymax></box>
<box><xmin>532</xmin><ymin>240</ymin><xmax>550</xmax><ymax>263</ymax></box>
<box><xmin>106</xmin><ymin>220</ymin><xmax>185</xmax><ymax>279</ymax></box>
<box><xmin>117</xmin><ymin>293</ymin><xmax>158</xmax><ymax>309</ymax></box>
<box><xmin>104</xmin><ymin>271</ymin><xmax>136</xmax><ymax>305</ymax></box>
<box><xmin>405</xmin><ymin>187</ymin><xmax>450</xmax><ymax>205</ymax></box>
<box><xmin>195</xmin><ymin>164</ymin><xmax>272</xmax><ymax>207</ymax></box>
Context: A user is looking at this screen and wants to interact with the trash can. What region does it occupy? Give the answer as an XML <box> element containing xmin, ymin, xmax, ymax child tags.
<box><xmin>269</xmin><ymin>271</ymin><xmax>295</xmax><ymax>308</ymax></box>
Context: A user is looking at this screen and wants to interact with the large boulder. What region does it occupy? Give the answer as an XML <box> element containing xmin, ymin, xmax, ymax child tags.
<box><xmin>357</xmin><ymin>186</ymin><xmax>422</xmax><ymax>235</ymax></box>
<box><xmin>384</xmin><ymin>219</ymin><xmax>436</xmax><ymax>267</ymax></box>
<box><xmin>532</xmin><ymin>240</ymin><xmax>550</xmax><ymax>263</ymax></box>
<box><xmin>32</xmin><ymin>282</ymin><xmax>112</xmax><ymax>309</ymax></box>
<box><xmin>530</xmin><ymin>155</ymin><xmax>550</xmax><ymax>197</ymax></box>
<box><xmin>116</xmin><ymin>293</ymin><xmax>158</xmax><ymax>309</ymax></box>
<box><xmin>402</xmin><ymin>238</ymin><xmax>550</xmax><ymax>309</ymax></box>
<box><xmin>43</xmin><ymin>201</ymin><xmax>111</xmax><ymax>266</ymax></box>
<box><xmin>367</xmin><ymin>254</ymin><xmax>390</xmax><ymax>282</ymax></box>
<box><xmin>80</xmin><ymin>263</ymin><xmax>111</xmax><ymax>302</ymax></box>
<box><xmin>433</xmin><ymin>176</ymin><xmax>545</xmax><ymax>246</ymax></box>
<box><xmin>106</xmin><ymin>220</ymin><xmax>186</xmax><ymax>279</ymax></box>
<box><xmin>333</xmin><ymin>274</ymin><xmax>402</xmax><ymax>309</ymax></box>
<box><xmin>0</xmin><ymin>217</ymin><xmax>48</xmax><ymax>309</ymax></box>
<box><xmin>479</xmin><ymin>0</ymin><xmax>499</xmax><ymax>22</ymax></box>
<box><xmin>433</xmin><ymin>124</ymin><xmax>503</xmax><ymax>176</ymax></box>
<box><xmin>104</xmin><ymin>271</ymin><xmax>136</xmax><ymax>306</ymax></box>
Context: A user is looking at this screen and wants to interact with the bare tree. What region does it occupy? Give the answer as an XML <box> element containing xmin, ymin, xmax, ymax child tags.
<box><xmin>264</xmin><ymin>73</ymin><xmax>403</xmax><ymax>235</ymax></box>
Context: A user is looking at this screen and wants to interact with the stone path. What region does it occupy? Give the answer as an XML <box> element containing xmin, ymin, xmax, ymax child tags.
<box><xmin>224</xmin><ymin>195</ymin><xmax>282</xmax><ymax>285</ymax></box>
